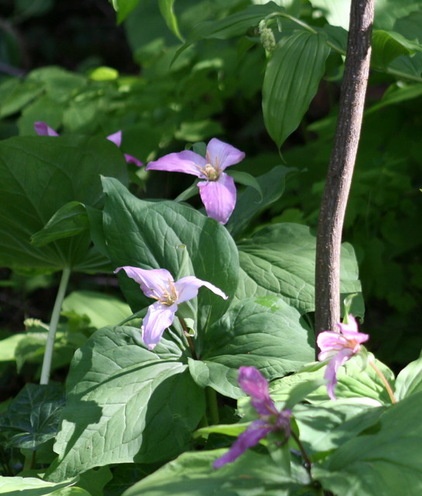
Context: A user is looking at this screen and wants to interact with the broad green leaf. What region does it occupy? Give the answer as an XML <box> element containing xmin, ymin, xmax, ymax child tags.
<box><xmin>27</xmin><ymin>67</ymin><xmax>86</xmax><ymax>104</ymax></box>
<box><xmin>375</xmin><ymin>0</ymin><xmax>422</xmax><ymax>30</ymax></box>
<box><xmin>101</xmin><ymin>177</ymin><xmax>238</xmax><ymax>334</ymax></box>
<box><xmin>0</xmin><ymin>476</ymin><xmax>75</xmax><ymax>495</ymax></box>
<box><xmin>196</xmin><ymin>295</ymin><xmax>315</xmax><ymax>398</ymax></box>
<box><xmin>0</xmin><ymin>78</ymin><xmax>44</xmax><ymax>118</ymax></box>
<box><xmin>0</xmin><ymin>334</ymin><xmax>25</xmax><ymax>361</ymax></box>
<box><xmin>122</xmin><ymin>449</ymin><xmax>312</xmax><ymax>496</ymax></box>
<box><xmin>395</xmin><ymin>354</ymin><xmax>422</xmax><ymax>400</ymax></box>
<box><xmin>237</xmin><ymin>223</ymin><xmax>363</xmax><ymax>316</ymax></box>
<box><xmin>394</xmin><ymin>9</ymin><xmax>422</xmax><ymax>44</ymax></box>
<box><xmin>31</xmin><ymin>202</ymin><xmax>89</xmax><ymax>247</ymax></box>
<box><xmin>263</xmin><ymin>31</ymin><xmax>330</xmax><ymax>149</ymax></box>
<box><xmin>227</xmin><ymin>166</ymin><xmax>293</xmax><ymax>238</ymax></box>
<box><xmin>111</xmin><ymin>0</ymin><xmax>140</xmax><ymax>23</ymax></box>
<box><xmin>366</xmin><ymin>82</ymin><xmax>422</xmax><ymax>114</ymax></box>
<box><xmin>313</xmin><ymin>392</ymin><xmax>422</xmax><ymax>496</ymax></box>
<box><xmin>47</xmin><ymin>326</ymin><xmax>205</xmax><ymax>481</ymax></box>
<box><xmin>158</xmin><ymin>0</ymin><xmax>184</xmax><ymax>41</ymax></box>
<box><xmin>0</xmin><ymin>136</ymin><xmax>127</xmax><ymax>272</ymax></box>
<box><xmin>62</xmin><ymin>290</ymin><xmax>132</xmax><ymax>329</ymax></box>
<box><xmin>372</xmin><ymin>29</ymin><xmax>420</xmax><ymax>69</ymax></box>
<box><xmin>308</xmin><ymin>0</ymin><xmax>351</xmax><ymax>29</ymax></box>
<box><xmin>0</xmin><ymin>383</ymin><xmax>65</xmax><ymax>450</ymax></box>
<box><xmin>186</xmin><ymin>3</ymin><xmax>285</xmax><ymax>42</ymax></box>
<box><xmin>271</xmin><ymin>355</ymin><xmax>395</xmax><ymax>405</ymax></box>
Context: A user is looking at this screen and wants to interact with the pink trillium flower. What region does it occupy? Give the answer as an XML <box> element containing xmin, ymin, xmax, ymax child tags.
<box><xmin>34</xmin><ymin>122</ymin><xmax>143</xmax><ymax>166</ymax></box>
<box><xmin>146</xmin><ymin>138</ymin><xmax>245</xmax><ymax>224</ymax></box>
<box><xmin>317</xmin><ymin>315</ymin><xmax>369</xmax><ymax>400</ymax></box>
<box><xmin>115</xmin><ymin>266</ymin><xmax>228</xmax><ymax>350</ymax></box>
<box><xmin>213</xmin><ymin>366</ymin><xmax>292</xmax><ymax>469</ymax></box>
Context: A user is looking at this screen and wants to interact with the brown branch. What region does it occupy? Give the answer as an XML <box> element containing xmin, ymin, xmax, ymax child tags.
<box><xmin>314</xmin><ymin>0</ymin><xmax>374</xmax><ymax>341</ymax></box>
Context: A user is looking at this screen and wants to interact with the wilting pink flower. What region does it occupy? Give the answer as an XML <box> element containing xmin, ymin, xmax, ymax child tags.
<box><xmin>146</xmin><ymin>138</ymin><xmax>245</xmax><ymax>224</ymax></box>
<box><xmin>213</xmin><ymin>366</ymin><xmax>291</xmax><ymax>469</ymax></box>
<box><xmin>317</xmin><ymin>315</ymin><xmax>369</xmax><ymax>400</ymax></box>
<box><xmin>115</xmin><ymin>266</ymin><xmax>227</xmax><ymax>350</ymax></box>
<box><xmin>34</xmin><ymin>122</ymin><xmax>143</xmax><ymax>166</ymax></box>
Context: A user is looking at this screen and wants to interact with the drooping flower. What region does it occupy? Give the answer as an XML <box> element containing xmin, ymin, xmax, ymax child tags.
<box><xmin>213</xmin><ymin>366</ymin><xmax>292</xmax><ymax>469</ymax></box>
<box><xmin>317</xmin><ymin>315</ymin><xmax>369</xmax><ymax>400</ymax></box>
<box><xmin>115</xmin><ymin>266</ymin><xmax>227</xmax><ymax>350</ymax></box>
<box><xmin>33</xmin><ymin>122</ymin><xmax>143</xmax><ymax>166</ymax></box>
<box><xmin>146</xmin><ymin>138</ymin><xmax>245</xmax><ymax>224</ymax></box>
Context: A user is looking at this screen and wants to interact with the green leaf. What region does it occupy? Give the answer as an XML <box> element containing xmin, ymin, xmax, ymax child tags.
<box><xmin>101</xmin><ymin>177</ymin><xmax>238</xmax><ymax>335</ymax></box>
<box><xmin>272</xmin><ymin>355</ymin><xmax>395</xmax><ymax>406</ymax></box>
<box><xmin>237</xmin><ymin>223</ymin><xmax>363</xmax><ymax>316</ymax></box>
<box><xmin>47</xmin><ymin>326</ymin><xmax>205</xmax><ymax>481</ymax></box>
<box><xmin>122</xmin><ymin>449</ymin><xmax>311</xmax><ymax>496</ymax></box>
<box><xmin>395</xmin><ymin>354</ymin><xmax>422</xmax><ymax>400</ymax></box>
<box><xmin>313</xmin><ymin>392</ymin><xmax>422</xmax><ymax>496</ymax></box>
<box><xmin>374</xmin><ymin>0</ymin><xmax>422</xmax><ymax>30</ymax></box>
<box><xmin>185</xmin><ymin>3</ymin><xmax>285</xmax><ymax>42</ymax></box>
<box><xmin>0</xmin><ymin>78</ymin><xmax>44</xmax><ymax>118</ymax></box>
<box><xmin>196</xmin><ymin>295</ymin><xmax>315</xmax><ymax>398</ymax></box>
<box><xmin>0</xmin><ymin>476</ymin><xmax>75</xmax><ymax>495</ymax></box>
<box><xmin>62</xmin><ymin>290</ymin><xmax>132</xmax><ymax>330</ymax></box>
<box><xmin>308</xmin><ymin>0</ymin><xmax>352</xmax><ymax>30</ymax></box>
<box><xmin>227</xmin><ymin>166</ymin><xmax>293</xmax><ymax>238</ymax></box>
<box><xmin>0</xmin><ymin>383</ymin><xmax>65</xmax><ymax>450</ymax></box>
<box><xmin>0</xmin><ymin>136</ymin><xmax>127</xmax><ymax>272</ymax></box>
<box><xmin>158</xmin><ymin>0</ymin><xmax>184</xmax><ymax>41</ymax></box>
<box><xmin>227</xmin><ymin>170</ymin><xmax>263</xmax><ymax>199</ymax></box>
<box><xmin>31</xmin><ymin>202</ymin><xmax>89</xmax><ymax>247</ymax></box>
<box><xmin>263</xmin><ymin>31</ymin><xmax>330</xmax><ymax>149</ymax></box>
<box><xmin>372</xmin><ymin>29</ymin><xmax>420</xmax><ymax>69</ymax></box>
<box><xmin>112</xmin><ymin>0</ymin><xmax>140</xmax><ymax>23</ymax></box>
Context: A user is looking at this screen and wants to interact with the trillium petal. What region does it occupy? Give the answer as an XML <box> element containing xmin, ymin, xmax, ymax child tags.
<box><xmin>175</xmin><ymin>276</ymin><xmax>228</xmax><ymax>303</ymax></box>
<box><xmin>124</xmin><ymin>153</ymin><xmax>143</xmax><ymax>167</ymax></box>
<box><xmin>206</xmin><ymin>138</ymin><xmax>245</xmax><ymax>171</ymax></box>
<box><xmin>107</xmin><ymin>131</ymin><xmax>122</xmax><ymax>147</ymax></box>
<box><xmin>325</xmin><ymin>348</ymin><xmax>354</xmax><ymax>400</ymax></box>
<box><xmin>142</xmin><ymin>302</ymin><xmax>177</xmax><ymax>350</ymax></box>
<box><xmin>238</xmin><ymin>366</ymin><xmax>276</xmax><ymax>416</ymax></box>
<box><xmin>34</xmin><ymin>122</ymin><xmax>59</xmax><ymax>136</ymax></box>
<box><xmin>198</xmin><ymin>173</ymin><xmax>236</xmax><ymax>224</ymax></box>
<box><xmin>317</xmin><ymin>331</ymin><xmax>349</xmax><ymax>360</ymax></box>
<box><xmin>213</xmin><ymin>420</ymin><xmax>271</xmax><ymax>468</ymax></box>
<box><xmin>147</xmin><ymin>150</ymin><xmax>207</xmax><ymax>177</ymax></box>
<box><xmin>115</xmin><ymin>266</ymin><xmax>174</xmax><ymax>299</ymax></box>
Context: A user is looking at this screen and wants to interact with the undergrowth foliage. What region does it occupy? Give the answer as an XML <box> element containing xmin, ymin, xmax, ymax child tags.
<box><xmin>0</xmin><ymin>1</ymin><xmax>421</xmax><ymax>495</ymax></box>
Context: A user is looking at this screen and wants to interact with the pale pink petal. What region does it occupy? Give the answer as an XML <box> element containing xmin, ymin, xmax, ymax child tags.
<box><xmin>147</xmin><ymin>150</ymin><xmax>207</xmax><ymax>177</ymax></box>
<box><xmin>317</xmin><ymin>331</ymin><xmax>349</xmax><ymax>360</ymax></box>
<box><xmin>175</xmin><ymin>276</ymin><xmax>228</xmax><ymax>303</ymax></box>
<box><xmin>325</xmin><ymin>348</ymin><xmax>354</xmax><ymax>400</ymax></box>
<box><xmin>34</xmin><ymin>122</ymin><xmax>59</xmax><ymax>136</ymax></box>
<box><xmin>206</xmin><ymin>138</ymin><xmax>245</xmax><ymax>171</ymax></box>
<box><xmin>198</xmin><ymin>173</ymin><xmax>236</xmax><ymax>224</ymax></box>
<box><xmin>107</xmin><ymin>131</ymin><xmax>122</xmax><ymax>147</ymax></box>
<box><xmin>213</xmin><ymin>419</ymin><xmax>271</xmax><ymax>468</ymax></box>
<box><xmin>115</xmin><ymin>266</ymin><xmax>174</xmax><ymax>299</ymax></box>
<box><xmin>142</xmin><ymin>302</ymin><xmax>177</xmax><ymax>349</ymax></box>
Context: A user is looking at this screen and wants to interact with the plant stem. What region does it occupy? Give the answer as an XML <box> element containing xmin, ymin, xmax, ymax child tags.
<box><xmin>290</xmin><ymin>430</ymin><xmax>313</xmax><ymax>481</ymax></box>
<box><xmin>315</xmin><ymin>0</ymin><xmax>374</xmax><ymax>343</ymax></box>
<box><xmin>369</xmin><ymin>360</ymin><xmax>397</xmax><ymax>404</ymax></box>
<box><xmin>40</xmin><ymin>267</ymin><xmax>71</xmax><ymax>385</ymax></box>
<box><xmin>206</xmin><ymin>387</ymin><xmax>220</xmax><ymax>425</ymax></box>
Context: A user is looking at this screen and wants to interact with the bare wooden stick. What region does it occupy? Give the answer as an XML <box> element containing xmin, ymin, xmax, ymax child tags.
<box><xmin>315</xmin><ymin>0</ymin><xmax>374</xmax><ymax>339</ymax></box>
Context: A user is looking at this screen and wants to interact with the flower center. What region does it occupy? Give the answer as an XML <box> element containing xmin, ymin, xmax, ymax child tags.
<box><xmin>201</xmin><ymin>163</ymin><xmax>220</xmax><ymax>181</ymax></box>
<box><xmin>152</xmin><ymin>280</ymin><xmax>179</xmax><ymax>306</ymax></box>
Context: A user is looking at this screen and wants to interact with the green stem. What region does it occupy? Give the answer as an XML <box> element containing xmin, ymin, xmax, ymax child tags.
<box><xmin>291</xmin><ymin>430</ymin><xmax>313</xmax><ymax>481</ymax></box>
<box><xmin>206</xmin><ymin>387</ymin><xmax>220</xmax><ymax>425</ymax></box>
<box><xmin>369</xmin><ymin>360</ymin><xmax>397</xmax><ymax>404</ymax></box>
<box><xmin>40</xmin><ymin>267</ymin><xmax>71</xmax><ymax>385</ymax></box>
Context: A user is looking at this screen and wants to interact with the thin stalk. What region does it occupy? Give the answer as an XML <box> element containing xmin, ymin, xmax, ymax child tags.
<box><xmin>369</xmin><ymin>360</ymin><xmax>397</xmax><ymax>404</ymax></box>
<box><xmin>290</xmin><ymin>430</ymin><xmax>313</xmax><ymax>481</ymax></box>
<box><xmin>40</xmin><ymin>267</ymin><xmax>71</xmax><ymax>385</ymax></box>
<box><xmin>206</xmin><ymin>387</ymin><xmax>220</xmax><ymax>425</ymax></box>
<box><xmin>315</xmin><ymin>0</ymin><xmax>374</xmax><ymax>340</ymax></box>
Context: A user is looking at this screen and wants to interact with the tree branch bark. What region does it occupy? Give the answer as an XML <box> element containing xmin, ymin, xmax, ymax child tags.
<box><xmin>315</xmin><ymin>0</ymin><xmax>374</xmax><ymax>340</ymax></box>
